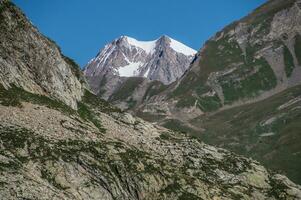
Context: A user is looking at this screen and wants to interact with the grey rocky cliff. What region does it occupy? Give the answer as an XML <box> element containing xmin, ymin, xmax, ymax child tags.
<box><xmin>0</xmin><ymin>1</ymin><xmax>85</xmax><ymax>109</ymax></box>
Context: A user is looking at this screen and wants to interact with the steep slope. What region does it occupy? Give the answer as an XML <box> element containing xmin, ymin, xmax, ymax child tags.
<box><xmin>84</xmin><ymin>35</ymin><xmax>196</xmax><ymax>100</ymax></box>
<box><xmin>139</xmin><ymin>0</ymin><xmax>301</xmax><ymax>116</ymax></box>
<box><xmin>0</xmin><ymin>0</ymin><xmax>85</xmax><ymax>109</ymax></box>
<box><xmin>191</xmin><ymin>84</ymin><xmax>301</xmax><ymax>185</ymax></box>
<box><xmin>134</xmin><ymin>0</ymin><xmax>301</xmax><ymax>185</ymax></box>
<box><xmin>1</xmin><ymin>1</ymin><xmax>301</xmax><ymax>199</ymax></box>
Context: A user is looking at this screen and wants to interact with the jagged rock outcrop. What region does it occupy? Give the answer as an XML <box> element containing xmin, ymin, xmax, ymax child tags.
<box><xmin>0</xmin><ymin>0</ymin><xmax>85</xmax><ymax>109</ymax></box>
<box><xmin>83</xmin><ymin>35</ymin><xmax>196</xmax><ymax>100</ymax></box>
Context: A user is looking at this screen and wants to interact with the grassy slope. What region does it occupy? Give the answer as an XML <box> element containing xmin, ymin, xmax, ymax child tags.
<box><xmin>167</xmin><ymin>0</ymin><xmax>297</xmax><ymax>112</ymax></box>
<box><xmin>0</xmin><ymin>85</ymin><xmax>116</xmax><ymax>132</ymax></box>
<box><xmin>191</xmin><ymin>84</ymin><xmax>301</xmax><ymax>184</ymax></box>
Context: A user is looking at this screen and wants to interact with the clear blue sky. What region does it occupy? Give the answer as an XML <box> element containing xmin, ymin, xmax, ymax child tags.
<box><xmin>13</xmin><ymin>0</ymin><xmax>266</xmax><ymax>67</ymax></box>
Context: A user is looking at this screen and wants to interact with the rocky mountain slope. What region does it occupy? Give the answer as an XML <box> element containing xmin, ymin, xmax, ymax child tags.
<box><xmin>139</xmin><ymin>0</ymin><xmax>301</xmax><ymax>116</ymax></box>
<box><xmin>1</xmin><ymin>1</ymin><xmax>301</xmax><ymax>199</ymax></box>
<box><xmin>132</xmin><ymin>0</ymin><xmax>301</xmax><ymax>185</ymax></box>
<box><xmin>0</xmin><ymin>0</ymin><xmax>85</xmax><ymax>109</ymax></box>
<box><xmin>84</xmin><ymin>35</ymin><xmax>196</xmax><ymax>100</ymax></box>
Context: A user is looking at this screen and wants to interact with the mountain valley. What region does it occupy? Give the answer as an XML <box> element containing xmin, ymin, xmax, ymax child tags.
<box><xmin>1</xmin><ymin>0</ymin><xmax>301</xmax><ymax>199</ymax></box>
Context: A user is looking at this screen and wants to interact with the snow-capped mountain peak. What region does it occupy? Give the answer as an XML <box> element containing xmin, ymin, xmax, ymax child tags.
<box><xmin>122</xmin><ymin>36</ymin><xmax>157</xmax><ymax>55</ymax></box>
<box><xmin>84</xmin><ymin>35</ymin><xmax>197</xmax><ymax>98</ymax></box>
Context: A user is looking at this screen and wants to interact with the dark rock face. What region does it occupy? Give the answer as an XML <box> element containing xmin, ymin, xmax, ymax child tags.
<box><xmin>83</xmin><ymin>35</ymin><xmax>196</xmax><ymax>100</ymax></box>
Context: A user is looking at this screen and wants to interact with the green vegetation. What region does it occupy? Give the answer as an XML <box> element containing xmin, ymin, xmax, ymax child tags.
<box><xmin>191</xmin><ymin>85</ymin><xmax>301</xmax><ymax>184</ymax></box>
<box><xmin>77</xmin><ymin>102</ymin><xmax>105</xmax><ymax>132</ymax></box>
<box><xmin>142</xmin><ymin>81</ymin><xmax>167</xmax><ymax>101</ymax></box>
<box><xmin>283</xmin><ymin>45</ymin><xmax>295</xmax><ymax>77</ymax></box>
<box><xmin>172</xmin><ymin>34</ymin><xmax>244</xmax><ymax>100</ymax></box>
<box><xmin>81</xmin><ymin>89</ymin><xmax>121</xmax><ymax>114</ymax></box>
<box><xmin>159</xmin><ymin>182</ymin><xmax>181</xmax><ymax>194</ymax></box>
<box><xmin>294</xmin><ymin>34</ymin><xmax>301</xmax><ymax>65</ymax></box>
<box><xmin>221</xmin><ymin>58</ymin><xmax>277</xmax><ymax>103</ymax></box>
<box><xmin>178</xmin><ymin>192</ymin><xmax>201</xmax><ymax>200</ymax></box>
<box><xmin>0</xmin><ymin>84</ymin><xmax>75</xmax><ymax>114</ymax></box>
<box><xmin>172</xmin><ymin>27</ymin><xmax>277</xmax><ymax>110</ymax></box>
<box><xmin>110</xmin><ymin>77</ymin><xmax>144</xmax><ymax>102</ymax></box>
<box><xmin>170</xmin><ymin>0</ymin><xmax>294</xmax><ymax>111</ymax></box>
<box><xmin>62</xmin><ymin>55</ymin><xmax>83</xmax><ymax>81</ymax></box>
<box><xmin>0</xmin><ymin>85</ymin><xmax>109</xmax><ymax>132</ymax></box>
<box><xmin>125</xmin><ymin>98</ymin><xmax>137</xmax><ymax>109</ymax></box>
<box><xmin>198</xmin><ymin>95</ymin><xmax>222</xmax><ymax>112</ymax></box>
<box><xmin>176</xmin><ymin>96</ymin><xmax>197</xmax><ymax>108</ymax></box>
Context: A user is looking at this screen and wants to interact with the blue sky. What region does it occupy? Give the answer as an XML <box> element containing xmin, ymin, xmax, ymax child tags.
<box><xmin>13</xmin><ymin>0</ymin><xmax>266</xmax><ymax>67</ymax></box>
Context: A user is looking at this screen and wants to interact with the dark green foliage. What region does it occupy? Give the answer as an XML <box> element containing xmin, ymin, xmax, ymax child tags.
<box><xmin>221</xmin><ymin>58</ymin><xmax>277</xmax><ymax>103</ymax></box>
<box><xmin>171</xmin><ymin>72</ymin><xmax>200</xmax><ymax>98</ymax></box>
<box><xmin>0</xmin><ymin>85</ymin><xmax>108</xmax><ymax>132</ymax></box>
<box><xmin>176</xmin><ymin>96</ymin><xmax>197</xmax><ymax>108</ymax></box>
<box><xmin>159</xmin><ymin>132</ymin><xmax>172</xmax><ymax>140</ymax></box>
<box><xmin>197</xmin><ymin>35</ymin><xmax>244</xmax><ymax>84</ymax></box>
<box><xmin>0</xmin><ymin>85</ymin><xmax>75</xmax><ymax>115</ymax></box>
<box><xmin>62</xmin><ymin>55</ymin><xmax>84</xmax><ymax>81</ymax></box>
<box><xmin>283</xmin><ymin>45</ymin><xmax>295</xmax><ymax>77</ymax></box>
<box><xmin>294</xmin><ymin>34</ymin><xmax>301</xmax><ymax>65</ymax></box>
<box><xmin>178</xmin><ymin>192</ymin><xmax>201</xmax><ymax>200</ymax></box>
<box><xmin>125</xmin><ymin>98</ymin><xmax>137</xmax><ymax>109</ymax></box>
<box><xmin>198</xmin><ymin>95</ymin><xmax>222</xmax><ymax>112</ymax></box>
<box><xmin>77</xmin><ymin>102</ymin><xmax>105</xmax><ymax>132</ymax></box>
<box><xmin>81</xmin><ymin>89</ymin><xmax>121</xmax><ymax>114</ymax></box>
<box><xmin>159</xmin><ymin>182</ymin><xmax>181</xmax><ymax>195</ymax></box>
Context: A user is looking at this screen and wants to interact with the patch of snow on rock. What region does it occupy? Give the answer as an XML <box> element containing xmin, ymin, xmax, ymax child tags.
<box><xmin>169</xmin><ymin>38</ymin><xmax>197</xmax><ymax>56</ymax></box>
<box><xmin>125</xmin><ymin>36</ymin><xmax>157</xmax><ymax>54</ymax></box>
<box><xmin>118</xmin><ymin>62</ymin><xmax>143</xmax><ymax>77</ymax></box>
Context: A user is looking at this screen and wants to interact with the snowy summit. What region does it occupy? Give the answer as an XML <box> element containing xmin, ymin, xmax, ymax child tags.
<box><xmin>84</xmin><ymin>35</ymin><xmax>197</xmax><ymax>86</ymax></box>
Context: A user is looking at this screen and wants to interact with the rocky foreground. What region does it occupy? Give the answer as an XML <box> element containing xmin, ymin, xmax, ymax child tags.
<box><xmin>0</xmin><ymin>86</ymin><xmax>300</xmax><ymax>199</ymax></box>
